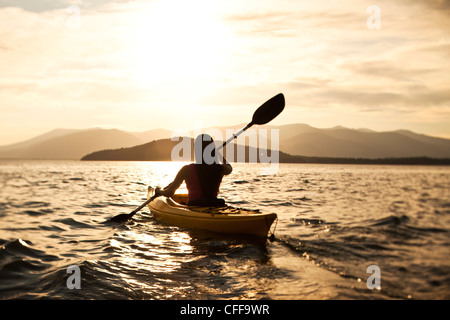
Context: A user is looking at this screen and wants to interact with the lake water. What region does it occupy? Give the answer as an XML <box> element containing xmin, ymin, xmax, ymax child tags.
<box><xmin>0</xmin><ymin>160</ymin><xmax>449</xmax><ymax>300</ymax></box>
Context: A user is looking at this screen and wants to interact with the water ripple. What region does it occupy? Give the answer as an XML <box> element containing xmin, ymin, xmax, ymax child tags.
<box><xmin>0</xmin><ymin>161</ymin><xmax>449</xmax><ymax>300</ymax></box>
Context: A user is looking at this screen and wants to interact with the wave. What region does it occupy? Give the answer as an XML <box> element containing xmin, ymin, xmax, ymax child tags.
<box><xmin>23</xmin><ymin>260</ymin><xmax>134</xmax><ymax>299</ymax></box>
<box><xmin>367</xmin><ymin>214</ymin><xmax>449</xmax><ymax>239</ymax></box>
<box><xmin>0</xmin><ymin>239</ymin><xmax>60</xmax><ymax>265</ymax></box>
<box><xmin>20</xmin><ymin>209</ymin><xmax>54</xmax><ymax>216</ymax></box>
<box><xmin>286</xmin><ymin>188</ymin><xmax>306</xmax><ymax>192</ymax></box>
<box><xmin>370</xmin><ymin>214</ymin><xmax>411</xmax><ymax>227</ymax></box>
<box><xmin>53</xmin><ymin>218</ymin><xmax>95</xmax><ymax>229</ymax></box>
<box><xmin>1</xmin><ymin>239</ymin><xmax>38</xmax><ymax>258</ymax></box>
<box><xmin>289</xmin><ymin>217</ymin><xmax>326</xmax><ymax>227</ymax></box>
<box><xmin>7</xmin><ymin>201</ymin><xmax>51</xmax><ymax>209</ymax></box>
<box><xmin>0</xmin><ymin>239</ymin><xmax>63</xmax><ymax>299</ymax></box>
<box><xmin>68</xmin><ymin>177</ymin><xmax>85</xmax><ymax>181</ymax></box>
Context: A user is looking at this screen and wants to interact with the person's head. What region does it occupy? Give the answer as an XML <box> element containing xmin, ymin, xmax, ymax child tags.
<box><xmin>194</xmin><ymin>134</ymin><xmax>218</xmax><ymax>165</ymax></box>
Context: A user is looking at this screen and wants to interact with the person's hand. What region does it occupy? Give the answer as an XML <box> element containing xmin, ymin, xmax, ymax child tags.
<box><xmin>155</xmin><ymin>187</ymin><xmax>163</xmax><ymax>196</ymax></box>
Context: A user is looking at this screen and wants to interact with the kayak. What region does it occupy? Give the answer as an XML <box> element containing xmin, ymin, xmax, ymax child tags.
<box><xmin>147</xmin><ymin>193</ymin><xmax>277</xmax><ymax>238</ymax></box>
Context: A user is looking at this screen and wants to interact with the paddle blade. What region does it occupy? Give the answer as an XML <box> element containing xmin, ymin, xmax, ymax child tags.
<box><xmin>106</xmin><ymin>213</ymin><xmax>132</xmax><ymax>224</ymax></box>
<box><xmin>251</xmin><ymin>93</ymin><xmax>285</xmax><ymax>125</ymax></box>
<box><xmin>105</xmin><ymin>192</ymin><xmax>160</xmax><ymax>224</ymax></box>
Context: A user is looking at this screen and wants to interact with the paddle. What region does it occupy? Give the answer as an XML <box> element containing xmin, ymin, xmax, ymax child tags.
<box><xmin>106</xmin><ymin>192</ymin><xmax>159</xmax><ymax>223</ymax></box>
<box><xmin>107</xmin><ymin>93</ymin><xmax>285</xmax><ymax>223</ymax></box>
<box><xmin>218</xmin><ymin>93</ymin><xmax>285</xmax><ymax>150</ymax></box>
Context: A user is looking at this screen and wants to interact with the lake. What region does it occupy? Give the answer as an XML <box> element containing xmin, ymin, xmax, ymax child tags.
<box><xmin>0</xmin><ymin>160</ymin><xmax>449</xmax><ymax>299</ymax></box>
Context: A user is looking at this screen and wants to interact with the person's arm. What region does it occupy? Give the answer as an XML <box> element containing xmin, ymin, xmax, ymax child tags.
<box><xmin>155</xmin><ymin>165</ymin><xmax>189</xmax><ymax>197</ymax></box>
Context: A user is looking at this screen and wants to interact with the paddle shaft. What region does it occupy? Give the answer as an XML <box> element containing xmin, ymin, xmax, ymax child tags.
<box><xmin>217</xmin><ymin>123</ymin><xmax>253</xmax><ymax>151</ymax></box>
<box><xmin>107</xmin><ymin>193</ymin><xmax>160</xmax><ymax>223</ymax></box>
<box><xmin>218</xmin><ymin>93</ymin><xmax>284</xmax><ymax>151</ymax></box>
<box><xmin>130</xmin><ymin>194</ymin><xmax>158</xmax><ymax>216</ymax></box>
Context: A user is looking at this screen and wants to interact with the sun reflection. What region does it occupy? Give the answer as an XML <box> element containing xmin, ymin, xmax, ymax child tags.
<box><xmin>110</xmin><ymin>226</ymin><xmax>195</xmax><ymax>296</ymax></box>
<box><xmin>105</xmin><ymin>226</ymin><xmax>197</xmax><ymax>298</ymax></box>
<box><xmin>170</xmin><ymin>231</ymin><xmax>192</xmax><ymax>252</ymax></box>
<box><xmin>146</xmin><ymin>161</ymin><xmax>189</xmax><ymax>193</ymax></box>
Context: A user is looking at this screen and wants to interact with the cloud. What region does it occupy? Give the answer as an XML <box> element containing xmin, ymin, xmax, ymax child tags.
<box><xmin>0</xmin><ymin>0</ymin><xmax>128</xmax><ymax>12</ymax></box>
<box><xmin>341</xmin><ymin>60</ymin><xmax>439</xmax><ymax>83</ymax></box>
<box><xmin>398</xmin><ymin>0</ymin><xmax>450</xmax><ymax>11</ymax></box>
<box><xmin>0</xmin><ymin>0</ymin><xmax>449</xmax><ymax>144</ymax></box>
<box><xmin>225</xmin><ymin>11</ymin><xmax>297</xmax><ymax>37</ymax></box>
<box><xmin>290</xmin><ymin>84</ymin><xmax>450</xmax><ymax>115</ymax></box>
<box><xmin>0</xmin><ymin>0</ymin><xmax>77</xmax><ymax>12</ymax></box>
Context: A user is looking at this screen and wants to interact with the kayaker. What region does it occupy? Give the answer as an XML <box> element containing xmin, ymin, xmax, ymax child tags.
<box><xmin>155</xmin><ymin>134</ymin><xmax>232</xmax><ymax>206</ymax></box>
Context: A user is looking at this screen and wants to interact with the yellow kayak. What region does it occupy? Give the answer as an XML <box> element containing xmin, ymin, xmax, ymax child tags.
<box><xmin>147</xmin><ymin>193</ymin><xmax>277</xmax><ymax>238</ymax></box>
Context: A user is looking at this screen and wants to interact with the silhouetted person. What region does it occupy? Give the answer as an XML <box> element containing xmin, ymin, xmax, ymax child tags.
<box><xmin>155</xmin><ymin>134</ymin><xmax>232</xmax><ymax>206</ymax></box>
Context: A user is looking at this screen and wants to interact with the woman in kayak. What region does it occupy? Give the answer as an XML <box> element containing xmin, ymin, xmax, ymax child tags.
<box><xmin>155</xmin><ymin>134</ymin><xmax>232</xmax><ymax>206</ymax></box>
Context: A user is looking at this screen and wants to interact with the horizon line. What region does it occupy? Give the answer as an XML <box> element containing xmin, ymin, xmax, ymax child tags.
<box><xmin>2</xmin><ymin>122</ymin><xmax>450</xmax><ymax>148</ymax></box>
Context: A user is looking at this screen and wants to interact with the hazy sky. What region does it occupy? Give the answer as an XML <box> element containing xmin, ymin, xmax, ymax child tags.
<box><xmin>1</xmin><ymin>0</ymin><xmax>449</xmax><ymax>145</ymax></box>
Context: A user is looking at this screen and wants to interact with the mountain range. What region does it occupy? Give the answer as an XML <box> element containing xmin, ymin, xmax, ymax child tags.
<box><xmin>1</xmin><ymin>124</ymin><xmax>449</xmax><ymax>161</ymax></box>
<box><xmin>0</xmin><ymin>128</ymin><xmax>171</xmax><ymax>160</ymax></box>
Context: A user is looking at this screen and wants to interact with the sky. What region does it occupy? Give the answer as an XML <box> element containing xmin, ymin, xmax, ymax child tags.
<box><xmin>0</xmin><ymin>0</ymin><xmax>449</xmax><ymax>145</ymax></box>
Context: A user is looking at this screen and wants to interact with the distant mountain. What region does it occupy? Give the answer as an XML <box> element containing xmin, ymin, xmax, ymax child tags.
<box><xmin>281</xmin><ymin>127</ymin><xmax>450</xmax><ymax>158</ymax></box>
<box><xmin>1</xmin><ymin>124</ymin><xmax>449</xmax><ymax>160</ymax></box>
<box><xmin>129</xmin><ymin>128</ymin><xmax>173</xmax><ymax>143</ymax></box>
<box><xmin>200</xmin><ymin>123</ymin><xmax>450</xmax><ymax>158</ymax></box>
<box><xmin>0</xmin><ymin>128</ymin><xmax>80</xmax><ymax>152</ymax></box>
<box><xmin>0</xmin><ymin>128</ymin><xmax>144</xmax><ymax>160</ymax></box>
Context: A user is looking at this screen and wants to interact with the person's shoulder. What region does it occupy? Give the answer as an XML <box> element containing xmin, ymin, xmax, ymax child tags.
<box><xmin>177</xmin><ymin>164</ymin><xmax>192</xmax><ymax>177</ymax></box>
<box><xmin>222</xmin><ymin>163</ymin><xmax>232</xmax><ymax>175</ymax></box>
<box><xmin>181</xmin><ymin>164</ymin><xmax>192</xmax><ymax>172</ymax></box>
